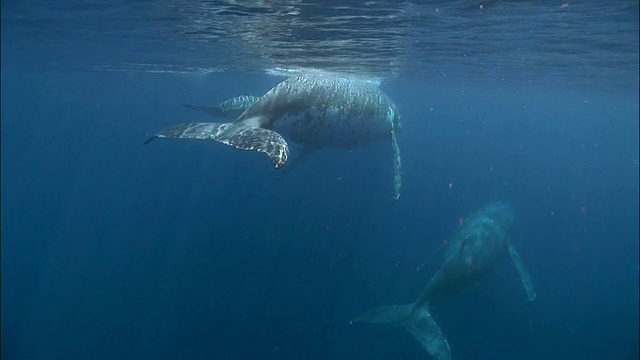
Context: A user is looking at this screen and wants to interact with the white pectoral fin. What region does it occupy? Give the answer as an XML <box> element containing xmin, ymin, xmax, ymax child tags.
<box><xmin>508</xmin><ymin>243</ymin><xmax>537</xmax><ymax>301</ymax></box>
<box><xmin>391</xmin><ymin>128</ymin><xmax>402</xmax><ymax>200</ymax></box>
<box><xmin>144</xmin><ymin>121</ymin><xmax>289</xmax><ymax>168</ymax></box>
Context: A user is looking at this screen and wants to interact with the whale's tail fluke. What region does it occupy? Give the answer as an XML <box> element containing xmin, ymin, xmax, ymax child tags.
<box><xmin>352</xmin><ymin>303</ymin><xmax>451</xmax><ymax>360</ymax></box>
<box><xmin>143</xmin><ymin>121</ymin><xmax>289</xmax><ymax>168</ymax></box>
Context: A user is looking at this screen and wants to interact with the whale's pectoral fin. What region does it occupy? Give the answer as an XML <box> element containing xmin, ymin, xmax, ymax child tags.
<box><xmin>144</xmin><ymin>122</ymin><xmax>289</xmax><ymax>168</ymax></box>
<box><xmin>390</xmin><ymin>128</ymin><xmax>402</xmax><ymax>200</ymax></box>
<box><xmin>352</xmin><ymin>303</ymin><xmax>451</xmax><ymax>360</ymax></box>
<box><xmin>508</xmin><ymin>243</ymin><xmax>537</xmax><ymax>301</ymax></box>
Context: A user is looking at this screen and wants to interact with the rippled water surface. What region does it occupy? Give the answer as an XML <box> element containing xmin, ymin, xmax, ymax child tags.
<box><xmin>2</xmin><ymin>0</ymin><xmax>638</xmax><ymax>88</ymax></box>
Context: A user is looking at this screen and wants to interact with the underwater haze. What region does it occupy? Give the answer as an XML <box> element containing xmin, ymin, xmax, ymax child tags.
<box><xmin>1</xmin><ymin>1</ymin><xmax>638</xmax><ymax>359</ymax></box>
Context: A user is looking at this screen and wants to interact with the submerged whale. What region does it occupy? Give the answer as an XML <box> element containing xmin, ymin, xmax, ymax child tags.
<box><xmin>352</xmin><ymin>202</ymin><xmax>536</xmax><ymax>360</ymax></box>
<box><xmin>145</xmin><ymin>75</ymin><xmax>403</xmax><ymax>199</ymax></box>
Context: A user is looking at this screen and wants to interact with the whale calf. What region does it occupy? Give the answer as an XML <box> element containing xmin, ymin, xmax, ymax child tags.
<box><xmin>352</xmin><ymin>202</ymin><xmax>536</xmax><ymax>359</ymax></box>
<box><xmin>145</xmin><ymin>75</ymin><xmax>403</xmax><ymax>199</ymax></box>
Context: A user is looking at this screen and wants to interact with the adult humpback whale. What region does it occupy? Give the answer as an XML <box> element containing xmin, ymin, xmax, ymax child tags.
<box><xmin>352</xmin><ymin>202</ymin><xmax>536</xmax><ymax>360</ymax></box>
<box><xmin>145</xmin><ymin>75</ymin><xmax>403</xmax><ymax>199</ymax></box>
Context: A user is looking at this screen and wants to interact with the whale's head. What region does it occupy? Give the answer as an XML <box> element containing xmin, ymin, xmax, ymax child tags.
<box><xmin>483</xmin><ymin>202</ymin><xmax>516</xmax><ymax>226</ymax></box>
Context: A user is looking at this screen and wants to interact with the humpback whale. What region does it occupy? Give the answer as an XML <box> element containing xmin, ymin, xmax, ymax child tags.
<box><xmin>352</xmin><ymin>202</ymin><xmax>536</xmax><ymax>360</ymax></box>
<box><xmin>145</xmin><ymin>75</ymin><xmax>403</xmax><ymax>198</ymax></box>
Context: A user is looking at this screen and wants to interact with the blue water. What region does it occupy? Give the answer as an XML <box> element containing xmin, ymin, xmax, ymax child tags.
<box><xmin>1</xmin><ymin>1</ymin><xmax>638</xmax><ymax>359</ymax></box>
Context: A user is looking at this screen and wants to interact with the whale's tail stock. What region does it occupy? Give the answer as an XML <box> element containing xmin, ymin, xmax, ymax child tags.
<box><xmin>351</xmin><ymin>303</ymin><xmax>451</xmax><ymax>360</ymax></box>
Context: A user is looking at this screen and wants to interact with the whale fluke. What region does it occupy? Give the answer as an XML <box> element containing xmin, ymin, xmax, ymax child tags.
<box><xmin>144</xmin><ymin>121</ymin><xmax>289</xmax><ymax>168</ymax></box>
<box><xmin>352</xmin><ymin>303</ymin><xmax>451</xmax><ymax>360</ymax></box>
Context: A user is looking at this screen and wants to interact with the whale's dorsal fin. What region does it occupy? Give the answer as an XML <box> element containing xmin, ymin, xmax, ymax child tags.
<box><xmin>440</xmin><ymin>234</ymin><xmax>471</xmax><ymax>269</ymax></box>
<box><xmin>144</xmin><ymin>121</ymin><xmax>289</xmax><ymax>168</ymax></box>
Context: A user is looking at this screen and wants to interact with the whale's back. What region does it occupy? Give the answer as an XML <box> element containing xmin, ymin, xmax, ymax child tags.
<box><xmin>416</xmin><ymin>204</ymin><xmax>514</xmax><ymax>305</ymax></box>
<box><xmin>238</xmin><ymin>76</ymin><xmax>397</xmax><ymax>148</ymax></box>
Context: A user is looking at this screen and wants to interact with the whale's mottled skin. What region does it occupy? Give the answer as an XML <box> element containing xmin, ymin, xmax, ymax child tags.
<box><xmin>352</xmin><ymin>203</ymin><xmax>536</xmax><ymax>360</ymax></box>
<box><xmin>145</xmin><ymin>75</ymin><xmax>403</xmax><ymax>198</ymax></box>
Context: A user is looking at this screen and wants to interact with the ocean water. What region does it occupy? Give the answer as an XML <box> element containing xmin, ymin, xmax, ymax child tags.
<box><xmin>1</xmin><ymin>1</ymin><xmax>638</xmax><ymax>359</ymax></box>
